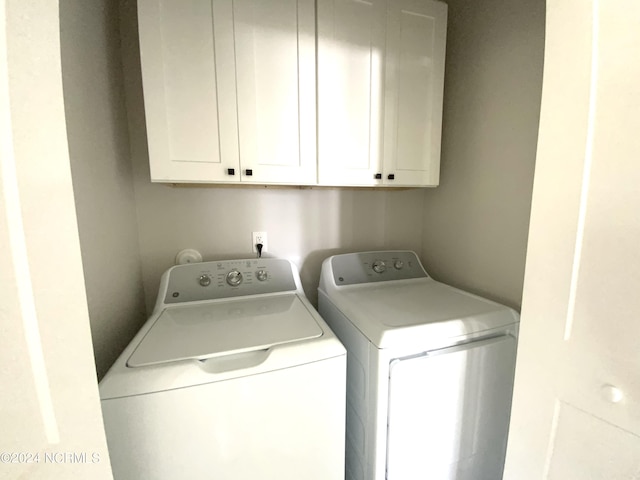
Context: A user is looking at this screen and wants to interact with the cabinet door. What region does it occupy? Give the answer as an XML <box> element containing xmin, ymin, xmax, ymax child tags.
<box><xmin>383</xmin><ymin>0</ymin><xmax>447</xmax><ymax>186</ymax></box>
<box><xmin>138</xmin><ymin>0</ymin><xmax>239</xmax><ymax>183</ymax></box>
<box><xmin>317</xmin><ymin>0</ymin><xmax>387</xmax><ymax>186</ymax></box>
<box><xmin>233</xmin><ymin>0</ymin><xmax>316</xmax><ymax>185</ymax></box>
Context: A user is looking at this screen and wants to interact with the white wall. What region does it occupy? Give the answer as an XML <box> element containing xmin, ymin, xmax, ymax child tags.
<box><xmin>0</xmin><ymin>1</ymin><xmax>112</xmax><ymax>477</ymax></box>
<box><xmin>61</xmin><ymin>0</ymin><xmax>146</xmax><ymax>380</ymax></box>
<box><xmin>421</xmin><ymin>0</ymin><xmax>545</xmax><ymax>309</ymax></box>
<box><xmin>506</xmin><ymin>1</ymin><xmax>640</xmax><ymax>476</ymax></box>
<box><xmin>119</xmin><ymin>0</ymin><xmax>425</xmax><ymax>313</ymax></box>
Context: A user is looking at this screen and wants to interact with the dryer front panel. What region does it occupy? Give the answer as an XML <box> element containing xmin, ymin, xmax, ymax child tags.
<box><xmin>386</xmin><ymin>335</ymin><xmax>517</xmax><ymax>480</ymax></box>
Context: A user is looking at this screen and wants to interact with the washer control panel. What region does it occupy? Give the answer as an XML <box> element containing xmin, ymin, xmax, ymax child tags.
<box><xmin>164</xmin><ymin>258</ymin><xmax>297</xmax><ymax>304</ymax></box>
<box><xmin>330</xmin><ymin>251</ymin><xmax>428</xmax><ymax>286</ymax></box>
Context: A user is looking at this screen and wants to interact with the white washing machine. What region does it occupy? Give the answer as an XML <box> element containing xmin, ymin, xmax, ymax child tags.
<box><xmin>100</xmin><ymin>257</ymin><xmax>346</xmax><ymax>480</ymax></box>
<box><xmin>318</xmin><ymin>251</ymin><xmax>519</xmax><ymax>480</ymax></box>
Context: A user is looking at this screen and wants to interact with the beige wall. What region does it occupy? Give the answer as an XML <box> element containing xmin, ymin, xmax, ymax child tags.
<box><xmin>61</xmin><ymin>0</ymin><xmax>146</xmax><ymax>380</ymax></box>
<box><xmin>421</xmin><ymin>0</ymin><xmax>545</xmax><ymax>309</ymax></box>
<box><xmin>119</xmin><ymin>0</ymin><xmax>425</xmax><ymax>313</ymax></box>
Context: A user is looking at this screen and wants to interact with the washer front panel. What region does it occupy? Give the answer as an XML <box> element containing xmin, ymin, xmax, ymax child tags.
<box><xmin>164</xmin><ymin>258</ymin><xmax>296</xmax><ymax>304</ymax></box>
<box><xmin>103</xmin><ymin>355</ymin><xmax>346</xmax><ymax>480</ymax></box>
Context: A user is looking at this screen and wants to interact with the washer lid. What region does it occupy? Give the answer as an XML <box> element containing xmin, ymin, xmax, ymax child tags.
<box><xmin>127</xmin><ymin>294</ymin><xmax>322</xmax><ymax>367</ymax></box>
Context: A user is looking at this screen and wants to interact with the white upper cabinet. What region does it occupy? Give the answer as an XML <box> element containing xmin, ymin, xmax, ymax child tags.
<box><xmin>139</xmin><ymin>0</ymin><xmax>446</xmax><ymax>187</ymax></box>
<box><xmin>138</xmin><ymin>0</ymin><xmax>239</xmax><ymax>183</ymax></box>
<box><xmin>318</xmin><ymin>0</ymin><xmax>447</xmax><ymax>187</ymax></box>
<box><xmin>138</xmin><ymin>0</ymin><xmax>316</xmax><ymax>184</ymax></box>
<box><xmin>233</xmin><ymin>0</ymin><xmax>316</xmax><ymax>184</ymax></box>
<box><xmin>384</xmin><ymin>0</ymin><xmax>447</xmax><ymax>186</ymax></box>
<box><xmin>317</xmin><ymin>0</ymin><xmax>387</xmax><ymax>186</ymax></box>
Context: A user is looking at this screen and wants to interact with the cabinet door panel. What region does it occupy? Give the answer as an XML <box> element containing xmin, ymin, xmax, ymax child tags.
<box><xmin>384</xmin><ymin>0</ymin><xmax>447</xmax><ymax>186</ymax></box>
<box><xmin>317</xmin><ymin>0</ymin><xmax>387</xmax><ymax>186</ymax></box>
<box><xmin>234</xmin><ymin>0</ymin><xmax>316</xmax><ymax>184</ymax></box>
<box><xmin>138</xmin><ymin>0</ymin><xmax>239</xmax><ymax>182</ymax></box>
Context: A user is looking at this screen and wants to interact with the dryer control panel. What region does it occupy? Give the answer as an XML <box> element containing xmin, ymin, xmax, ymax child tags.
<box><xmin>329</xmin><ymin>251</ymin><xmax>428</xmax><ymax>286</ymax></box>
<box><xmin>163</xmin><ymin>258</ymin><xmax>297</xmax><ymax>304</ymax></box>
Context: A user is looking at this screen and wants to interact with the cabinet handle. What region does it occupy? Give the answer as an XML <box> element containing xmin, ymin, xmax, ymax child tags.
<box><xmin>245</xmin><ymin>169</ymin><xmax>253</xmax><ymax>176</ymax></box>
<box><xmin>374</xmin><ymin>173</ymin><xmax>382</xmax><ymax>180</ymax></box>
<box><xmin>387</xmin><ymin>174</ymin><xmax>395</xmax><ymax>180</ymax></box>
<box><xmin>227</xmin><ymin>168</ymin><xmax>235</xmax><ymax>175</ymax></box>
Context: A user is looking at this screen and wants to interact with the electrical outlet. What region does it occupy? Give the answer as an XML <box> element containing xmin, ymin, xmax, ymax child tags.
<box><xmin>252</xmin><ymin>231</ymin><xmax>268</xmax><ymax>253</ymax></box>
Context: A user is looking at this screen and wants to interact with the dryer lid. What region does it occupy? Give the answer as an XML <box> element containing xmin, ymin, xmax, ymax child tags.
<box><xmin>327</xmin><ymin>278</ymin><xmax>519</xmax><ymax>349</ymax></box>
<box><xmin>127</xmin><ymin>294</ymin><xmax>322</xmax><ymax>367</ymax></box>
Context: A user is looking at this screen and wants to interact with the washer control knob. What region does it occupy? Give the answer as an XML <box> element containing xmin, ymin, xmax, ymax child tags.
<box><xmin>256</xmin><ymin>270</ymin><xmax>268</xmax><ymax>281</ymax></box>
<box><xmin>198</xmin><ymin>274</ymin><xmax>211</xmax><ymax>287</ymax></box>
<box><xmin>372</xmin><ymin>260</ymin><xmax>386</xmax><ymax>274</ymax></box>
<box><xmin>226</xmin><ymin>269</ymin><xmax>243</xmax><ymax>287</ymax></box>
<box><xmin>394</xmin><ymin>260</ymin><xmax>404</xmax><ymax>270</ymax></box>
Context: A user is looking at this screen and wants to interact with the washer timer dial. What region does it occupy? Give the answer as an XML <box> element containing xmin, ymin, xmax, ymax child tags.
<box><xmin>372</xmin><ymin>260</ymin><xmax>386</xmax><ymax>274</ymax></box>
<box><xmin>226</xmin><ymin>269</ymin><xmax>243</xmax><ymax>287</ymax></box>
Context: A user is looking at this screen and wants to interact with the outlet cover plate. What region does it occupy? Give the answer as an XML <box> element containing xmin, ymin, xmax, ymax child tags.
<box><xmin>252</xmin><ymin>231</ymin><xmax>268</xmax><ymax>253</ymax></box>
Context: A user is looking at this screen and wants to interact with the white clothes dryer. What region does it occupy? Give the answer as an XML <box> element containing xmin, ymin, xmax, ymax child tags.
<box><xmin>100</xmin><ymin>258</ymin><xmax>346</xmax><ymax>480</ymax></box>
<box><xmin>318</xmin><ymin>251</ymin><xmax>519</xmax><ymax>480</ymax></box>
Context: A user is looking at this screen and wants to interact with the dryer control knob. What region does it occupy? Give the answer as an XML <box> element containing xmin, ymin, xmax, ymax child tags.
<box><xmin>198</xmin><ymin>274</ymin><xmax>211</xmax><ymax>287</ymax></box>
<box><xmin>226</xmin><ymin>269</ymin><xmax>243</xmax><ymax>287</ymax></box>
<box><xmin>394</xmin><ymin>260</ymin><xmax>404</xmax><ymax>270</ymax></box>
<box><xmin>372</xmin><ymin>260</ymin><xmax>386</xmax><ymax>274</ymax></box>
<box><xmin>601</xmin><ymin>384</ymin><xmax>624</xmax><ymax>403</ymax></box>
<box><xmin>256</xmin><ymin>270</ymin><xmax>268</xmax><ymax>281</ymax></box>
